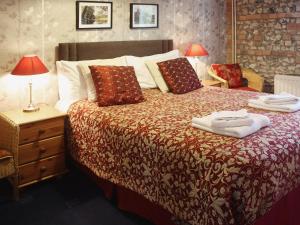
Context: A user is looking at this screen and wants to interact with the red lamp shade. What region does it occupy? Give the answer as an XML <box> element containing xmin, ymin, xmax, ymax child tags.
<box><xmin>11</xmin><ymin>55</ymin><xmax>48</xmax><ymax>76</ymax></box>
<box><xmin>185</xmin><ymin>44</ymin><xmax>209</xmax><ymax>57</ymax></box>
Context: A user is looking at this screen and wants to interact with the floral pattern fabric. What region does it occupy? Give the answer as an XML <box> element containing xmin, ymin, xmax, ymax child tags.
<box><xmin>89</xmin><ymin>65</ymin><xmax>144</xmax><ymax>106</ymax></box>
<box><xmin>67</xmin><ymin>87</ymin><xmax>300</xmax><ymax>225</ymax></box>
<box><xmin>158</xmin><ymin>58</ymin><xmax>202</xmax><ymax>94</ymax></box>
<box><xmin>211</xmin><ymin>64</ymin><xmax>243</xmax><ymax>88</ymax></box>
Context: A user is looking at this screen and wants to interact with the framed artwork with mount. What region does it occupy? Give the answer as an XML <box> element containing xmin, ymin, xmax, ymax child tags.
<box><xmin>130</xmin><ymin>3</ymin><xmax>159</xmax><ymax>29</ymax></box>
<box><xmin>76</xmin><ymin>1</ymin><xmax>113</xmax><ymax>30</ymax></box>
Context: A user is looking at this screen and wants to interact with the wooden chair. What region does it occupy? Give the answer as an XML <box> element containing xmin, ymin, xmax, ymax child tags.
<box><xmin>208</xmin><ymin>66</ymin><xmax>264</xmax><ymax>92</ymax></box>
<box><xmin>0</xmin><ymin>116</ymin><xmax>19</xmax><ymax>200</ymax></box>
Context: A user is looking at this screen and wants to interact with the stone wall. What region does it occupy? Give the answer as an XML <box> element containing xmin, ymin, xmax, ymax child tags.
<box><xmin>226</xmin><ymin>0</ymin><xmax>300</xmax><ymax>92</ymax></box>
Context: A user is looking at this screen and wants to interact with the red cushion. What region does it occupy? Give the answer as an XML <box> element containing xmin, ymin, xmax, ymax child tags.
<box><xmin>89</xmin><ymin>66</ymin><xmax>145</xmax><ymax>107</ymax></box>
<box><xmin>233</xmin><ymin>86</ymin><xmax>258</xmax><ymax>92</ymax></box>
<box><xmin>157</xmin><ymin>58</ymin><xmax>202</xmax><ymax>94</ymax></box>
<box><xmin>211</xmin><ymin>63</ymin><xmax>243</xmax><ymax>88</ymax></box>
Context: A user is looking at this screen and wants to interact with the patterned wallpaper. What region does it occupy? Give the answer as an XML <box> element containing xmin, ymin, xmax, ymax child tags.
<box><xmin>0</xmin><ymin>0</ymin><xmax>226</xmax><ymax>111</ymax></box>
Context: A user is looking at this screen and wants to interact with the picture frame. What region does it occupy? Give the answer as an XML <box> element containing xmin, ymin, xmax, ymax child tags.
<box><xmin>76</xmin><ymin>1</ymin><xmax>113</xmax><ymax>30</ymax></box>
<box><xmin>130</xmin><ymin>3</ymin><xmax>159</xmax><ymax>29</ymax></box>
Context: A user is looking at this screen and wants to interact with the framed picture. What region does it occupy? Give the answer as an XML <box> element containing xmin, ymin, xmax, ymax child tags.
<box><xmin>130</xmin><ymin>3</ymin><xmax>159</xmax><ymax>29</ymax></box>
<box><xmin>76</xmin><ymin>1</ymin><xmax>112</xmax><ymax>30</ymax></box>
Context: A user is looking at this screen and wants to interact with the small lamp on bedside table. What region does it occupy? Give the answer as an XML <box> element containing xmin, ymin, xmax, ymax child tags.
<box><xmin>185</xmin><ymin>43</ymin><xmax>209</xmax><ymax>80</ymax></box>
<box><xmin>11</xmin><ymin>55</ymin><xmax>48</xmax><ymax>112</ymax></box>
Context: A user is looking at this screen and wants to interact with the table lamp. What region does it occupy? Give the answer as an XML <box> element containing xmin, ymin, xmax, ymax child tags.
<box><xmin>185</xmin><ymin>43</ymin><xmax>209</xmax><ymax>57</ymax></box>
<box><xmin>11</xmin><ymin>55</ymin><xmax>48</xmax><ymax>112</ymax></box>
<box><xmin>185</xmin><ymin>44</ymin><xmax>209</xmax><ymax>79</ymax></box>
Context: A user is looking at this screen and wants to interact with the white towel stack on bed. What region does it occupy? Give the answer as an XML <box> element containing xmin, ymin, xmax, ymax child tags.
<box><xmin>248</xmin><ymin>93</ymin><xmax>300</xmax><ymax>112</ymax></box>
<box><xmin>192</xmin><ymin>109</ymin><xmax>270</xmax><ymax>138</ymax></box>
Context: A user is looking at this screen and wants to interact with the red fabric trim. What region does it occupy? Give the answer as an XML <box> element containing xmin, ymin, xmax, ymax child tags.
<box><xmin>253</xmin><ymin>185</ymin><xmax>300</xmax><ymax>225</ymax></box>
<box><xmin>75</xmin><ymin>161</ymin><xmax>300</xmax><ymax>225</ymax></box>
<box><xmin>116</xmin><ymin>186</ymin><xmax>175</xmax><ymax>225</ymax></box>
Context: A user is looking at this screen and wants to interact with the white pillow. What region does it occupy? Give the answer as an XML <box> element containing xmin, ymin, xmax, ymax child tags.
<box><xmin>78</xmin><ymin>57</ymin><xmax>127</xmax><ymax>101</ymax></box>
<box><xmin>185</xmin><ymin>56</ymin><xmax>197</xmax><ymax>71</ymax></box>
<box><xmin>56</xmin><ymin>60</ymin><xmax>88</xmax><ymax>103</ymax></box>
<box><xmin>126</xmin><ymin>50</ymin><xmax>180</xmax><ymax>89</ymax></box>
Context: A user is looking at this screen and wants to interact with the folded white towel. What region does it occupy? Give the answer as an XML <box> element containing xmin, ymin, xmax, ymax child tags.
<box><xmin>248</xmin><ymin>99</ymin><xmax>300</xmax><ymax>112</ymax></box>
<box><xmin>259</xmin><ymin>93</ymin><xmax>299</xmax><ymax>105</ymax></box>
<box><xmin>211</xmin><ymin>109</ymin><xmax>248</xmax><ymax>120</ymax></box>
<box><xmin>264</xmin><ymin>99</ymin><xmax>300</xmax><ymax>105</ymax></box>
<box><xmin>210</xmin><ymin>117</ymin><xmax>254</xmax><ymax>128</ymax></box>
<box><xmin>192</xmin><ymin>113</ymin><xmax>270</xmax><ymax>138</ymax></box>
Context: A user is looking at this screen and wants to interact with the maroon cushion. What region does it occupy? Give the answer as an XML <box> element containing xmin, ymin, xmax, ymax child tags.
<box><xmin>89</xmin><ymin>66</ymin><xmax>145</xmax><ymax>107</ymax></box>
<box><xmin>233</xmin><ymin>86</ymin><xmax>258</xmax><ymax>92</ymax></box>
<box><xmin>211</xmin><ymin>64</ymin><xmax>243</xmax><ymax>88</ymax></box>
<box><xmin>157</xmin><ymin>58</ymin><xmax>202</xmax><ymax>94</ymax></box>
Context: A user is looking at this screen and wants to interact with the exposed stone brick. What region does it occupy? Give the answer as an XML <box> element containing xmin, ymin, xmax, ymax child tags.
<box><xmin>238</xmin><ymin>12</ymin><xmax>300</xmax><ymax>21</ymax></box>
<box><xmin>282</xmin><ymin>34</ymin><xmax>292</xmax><ymax>40</ymax></box>
<box><xmin>226</xmin><ymin>0</ymin><xmax>300</xmax><ymax>92</ymax></box>
<box><xmin>271</xmin><ymin>51</ymin><xmax>296</xmax><ymax>57</ymax></box>
<box><xmin>287</xmin><ymin>23</ymin><xmax>300</xmax><ymax>30</ymax></box>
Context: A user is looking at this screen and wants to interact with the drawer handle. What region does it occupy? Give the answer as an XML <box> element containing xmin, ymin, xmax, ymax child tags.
<box><xmin>38</xmin><ymin>129</ymin><xmax>46</xmax><ymax>136</ymax></box>
<box><xmin>39</xmin><ymin>147</ymin><xmax>47</xmax><ymax>154</ymax></box>
<box><xmin>40</xmin><ymin>166</ymin><xmax>47</xmax><ymax>173</ymax></box>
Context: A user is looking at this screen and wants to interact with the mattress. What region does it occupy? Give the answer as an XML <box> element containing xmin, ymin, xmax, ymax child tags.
<box><xmin>67</xmin><ymin>87</ymin><xmax>300</xmax><ymax>225</ymax></box>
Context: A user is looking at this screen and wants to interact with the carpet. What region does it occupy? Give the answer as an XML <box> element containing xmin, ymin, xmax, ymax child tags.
<box><xmin>0</xmin><ymin>168</ymin><xmax>153</xmax><ymax>225</ymax></box>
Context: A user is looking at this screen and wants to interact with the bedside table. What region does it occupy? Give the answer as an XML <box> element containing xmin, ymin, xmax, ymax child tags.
<box><xmin>0</xmin><ymin>106</ymin><xmax>67</xmax><ymax>199</ymax></box>
<box><xmin>202</xmin><ymin>80</ymin><xmax>222</xmax><ymax>87</ymax></box>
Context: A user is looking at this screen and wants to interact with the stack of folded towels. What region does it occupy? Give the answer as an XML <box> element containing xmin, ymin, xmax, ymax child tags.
<box><xmin>192</xmin><ymin>109</ymin><xmax>270</xmax><ymax>138</ymax></box>
<box><xmin>248</xmin><ymin>92</ymin><xmax>300</xmax><ymax>112</ymax></box>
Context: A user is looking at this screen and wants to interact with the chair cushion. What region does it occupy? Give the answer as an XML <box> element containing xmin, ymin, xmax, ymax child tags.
<box><xmin>211</xmin><ymin>64</ymin><xmax>243</xmax><ymax>88</ymax></box>
<box><xmin>157</xmin><ymin>58</ymin><xmax>202</xmax><ymax>94</ymax></box>
<box><xmin>0</xmin><ymin>149</ymin><xmax>13</xmax><ymax>160</ymax></box>
<box><xmin>89</xmin><ymin>65</ymin><xmax>145</xmax><ymax>107</ymax></box>
<box><xmin>233</xmin><ymin>86</ymin><xmax>258</xmax><ymax>92</ymax></box>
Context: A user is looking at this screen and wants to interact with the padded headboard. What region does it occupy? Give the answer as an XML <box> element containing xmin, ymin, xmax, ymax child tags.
<box><xmin>58</xmin><ymin>40</ymin><xmax>173</xmax><ymax>61</ymax></box>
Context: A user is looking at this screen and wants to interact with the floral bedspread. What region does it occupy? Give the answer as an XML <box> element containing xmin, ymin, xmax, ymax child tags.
<box><xmin>67</xmin><ymin>87</ymin><xmax>300</xmax><ymax>225</ymax></box>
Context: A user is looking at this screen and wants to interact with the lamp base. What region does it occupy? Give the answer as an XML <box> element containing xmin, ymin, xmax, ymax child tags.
<box><xmin>23</xmin><ymin>103</ymin><xmax>39</xmax><ymax>113</ymax></box>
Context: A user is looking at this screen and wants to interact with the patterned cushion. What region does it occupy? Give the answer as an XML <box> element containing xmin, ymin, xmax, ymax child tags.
<box><xmin>211</xmin><ymin>63</ymin><xmax>243</xmax><ymax>88</ymax></box>
<box><xmin>0</xmin><ymin>149</ymin><xmax>12</xmax><ymax>160</ymax></box>
<box><xmin>157</xmin><ymin>58</ymin><xmax>202</xmax><ymax>94</ymax></box>
<box><xmin>89</xmin><ymin>66</ymin><xmax>145</xmax><ymax>107</ymax></box>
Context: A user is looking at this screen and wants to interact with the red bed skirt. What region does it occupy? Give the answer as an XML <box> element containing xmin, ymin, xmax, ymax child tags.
<box><xmin>80</xmin><ymin>163</ymin><xmax>300</xmax><ymax>225</ymax></box>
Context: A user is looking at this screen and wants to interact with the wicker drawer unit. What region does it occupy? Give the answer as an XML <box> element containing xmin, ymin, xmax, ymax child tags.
<box><xmin>0</xmin><ymin>106</ymin><xmax>67</xmax><ymax>199</ymax></box>
<box><xmin>18</xmin><ymin>135</ymin><xmax>64</xmax><ymax>165</ymax></box>
<box><xmin>18</xmin><ymin>154</ymin><xmax>66</xmax><ymax>186</ymax></box>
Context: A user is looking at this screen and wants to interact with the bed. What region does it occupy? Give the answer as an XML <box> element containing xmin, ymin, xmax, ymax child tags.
<box><xmin>58</xmin><ymin>40</ymin><xmax>300</xmax><ymax>225</ymax></box>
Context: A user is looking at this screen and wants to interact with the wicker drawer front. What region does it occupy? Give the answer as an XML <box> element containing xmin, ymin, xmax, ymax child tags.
<box><xmin>18</xmin><ymin>154</ymin><xmax>65</xmax><ymax>185</ymax></box>
<box><xmin>19</xmin><ymin>118</ymin><xmax>64</xmax><ymax>144</ymax></box>
<box><xmin>18</xmin><ymin>136</ymin><xmax>64</xmax><ymax>165</ymax></box>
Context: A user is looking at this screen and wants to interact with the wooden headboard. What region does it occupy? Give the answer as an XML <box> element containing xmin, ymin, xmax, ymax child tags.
<box><xmin>58</xmin><ymin>40</ymin><xmax>173</xmax><ymax>61</ymax></box>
